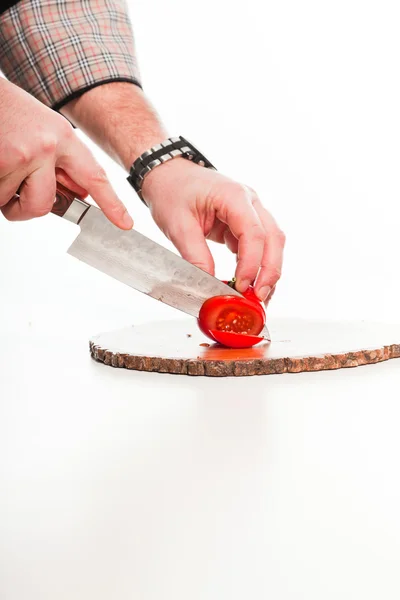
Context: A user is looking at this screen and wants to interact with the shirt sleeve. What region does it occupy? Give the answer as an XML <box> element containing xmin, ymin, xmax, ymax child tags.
<box><xmin>0</xmin><ymin>0</ymin><xmax>142</xmax><ymax>110</ymax></box>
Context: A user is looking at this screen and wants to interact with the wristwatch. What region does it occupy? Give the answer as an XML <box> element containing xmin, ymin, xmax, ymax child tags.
<box><xmin>127</xmin><ymin>136</ymin><xmax>216</xmax><ymax>204</ymax></box>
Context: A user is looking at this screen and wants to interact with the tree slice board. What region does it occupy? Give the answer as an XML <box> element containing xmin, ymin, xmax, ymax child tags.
<box><xmin>89</xmin><ymin>318</ymin><xmax>400</xmax><ymax>377</ymax></box>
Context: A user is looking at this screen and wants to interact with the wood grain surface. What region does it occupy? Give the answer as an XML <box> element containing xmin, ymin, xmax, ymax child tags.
<box><xmin>89</xmin><ymin>318</ymin><xmax>400</xmax><ymax>377</ymax></box>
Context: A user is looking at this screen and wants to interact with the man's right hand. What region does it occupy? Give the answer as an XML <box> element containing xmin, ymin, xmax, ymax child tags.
<box><xmin>0</xmin><ymin>79</ymin><xmax>132</xmax><ymax>229</ymax></box>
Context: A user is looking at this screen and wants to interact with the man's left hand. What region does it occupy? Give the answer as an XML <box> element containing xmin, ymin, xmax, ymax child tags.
<box><xmin>142</xmin><ymin>158</ymin><xmax>285</xmax><ymax>303</ymax></box>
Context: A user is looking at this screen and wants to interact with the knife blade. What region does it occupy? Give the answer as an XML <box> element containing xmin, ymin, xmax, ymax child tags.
<box><xmin>51</xmin><ymin>184</ymin><xmax>271</xmax><ymax>340</ymax></box>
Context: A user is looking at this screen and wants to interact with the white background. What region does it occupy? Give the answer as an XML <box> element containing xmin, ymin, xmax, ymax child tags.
<box><xmin>2</xmin><ymin>1</ymin><xmax>400</xmax><ymax>599</ymax></box>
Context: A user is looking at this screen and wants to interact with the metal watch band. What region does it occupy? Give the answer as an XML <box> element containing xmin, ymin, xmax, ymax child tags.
<box><xmin>127</xmin><ymin>136</ymin><xmax>216</xmax><ymax>204</ymax></box>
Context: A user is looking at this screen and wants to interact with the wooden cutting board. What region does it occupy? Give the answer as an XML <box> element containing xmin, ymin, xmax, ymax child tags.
<box><xmin>89</xmin><ymin>318</ymin><xmax>400</xmax><ymax>377</ymax></box>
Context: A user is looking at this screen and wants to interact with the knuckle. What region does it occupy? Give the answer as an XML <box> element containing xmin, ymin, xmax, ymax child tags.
<box><xmin>269</xmin><ymin>267</ymin><xmax>282</xmax><ymax>283</ymax></box>
<box><xmin>237</xmin><ymin>183</ymin><xmax>254</xmax><ymax>202</ymax></box>
<box><xmin>88</xmin><ymin>166</ymin><xmax>109</xmax><ymax>186</ymax></box>
<box><xmin>274</xmin><ymin>228</ymin><xmax>286</xmax><ymax>245</ymax></box>
<box><xmin>213</xmin><ymin>181</ymin><xmax>250</xmax><ymax>204</ymax></box>
<box><xmin>14</xmin><ymin>145</ymin><xmax>33</xmax><ymax>167</ymax></box>
<box><xmin>108</xmin><ymin>205</ymin><xmax>126</xmax><ymax>219</ymax></box>
<box><xmin>249</xmin><ymin>222</ymin><xmax>265</xmax><ymax>242</ymax></box>
<box><xmin>103</xmin><ymin>196</ymin><xmax>125</xmax><ymax>217</ymax></box>
<box><xmin>39</xmin><ymin>135</ymin><xmax>57</xmax><ymax>155</ymax></box>
<box><xmin>245</xmin><ymin>184</ymin><xmax>258</xmax><ymax>198</ymax></box>
<box><xmin>59</xmin><ymin>120</ymin><xmax>74</xmax><ymax>140</ymax></box>
<box><xmin>241</xmin><ymin>184</ymin><xmax>262</xmax><ymax>207</ymax></box>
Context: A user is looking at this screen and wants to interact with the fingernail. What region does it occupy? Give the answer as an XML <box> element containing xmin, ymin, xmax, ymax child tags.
<box><xmin>257</xmin><ymin>286</ymin><xmax>272</xmax><ymax>302</ymax></box>
<box><xmin>122</xmin><ymin>210</ymin><xmax>134</xmax><ymax>229</ymax></box>
<box><xmin>236</xmin><ymin>279</ymin><xmax>251</xmax><ymax>293</ymax></box>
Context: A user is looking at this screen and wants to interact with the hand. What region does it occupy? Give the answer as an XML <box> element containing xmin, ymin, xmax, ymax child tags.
<box><xmin>0</xmin><ymin>80</ymin><xmax>132</xmax><ymax>229</ymax></box>
<box><xmin>142</xmin><ymin>159</ymin><xmax>285</xmax><ymax>302</ymax></box>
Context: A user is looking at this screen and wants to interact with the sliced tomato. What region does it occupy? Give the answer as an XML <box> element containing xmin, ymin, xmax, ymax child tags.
<box><xmin>210</xmin><ymin>330</ymin><xmax>264</xmax><ymax>348</ymax></box>
<box><xmin>198</xmin><ymin>294</ymin><xmax>265</xmax><ymax>342</ymax></box>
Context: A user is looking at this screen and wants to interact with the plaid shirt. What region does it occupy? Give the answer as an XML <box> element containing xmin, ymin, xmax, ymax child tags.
<box><xmin>0</xmin><ymin>0</ymin><xmax>141</xmax><ymax>110</ymax></box>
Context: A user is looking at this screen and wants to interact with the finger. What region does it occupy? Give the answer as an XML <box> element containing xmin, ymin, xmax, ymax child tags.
<box><xmin>264</xmin><ymin>285</ymin><xmax>276</xmax><ymax>309</ymax></box>
<box><xmin>206</xmin><ymin>221</ymin><xmax>226</xmax><ymax>244</ymax></box>
<box><xmin>0</xmin><ymin>171</ymin><xmax>26</xmax><ymax>208</ymax></box>
<box><xmin>223</xmin><ymin>229</ymin><xmax>239</xmax><ymax>255</ymax></box>
<box><xmin>58</xmin><ymin>138</ymin><xmax>133</xmax><ymax>230</ymax></box>
<box><xmin>216</xmin><ymin>188</ymin><xmax>265</xmax><ymax>292</ymax></box>
<box><xmin>169</xmin><ymin>218</ymin><xmax>215</xmax><ymax>275</ymax></box>
<box><xmin>55</xmin><ymin>167</ymin><xmax>88</xmax><ymax>199</ymax></box>
<box><xmin>2</xmin><ymin>162</ymin><xmax>56</xmax><ymax>221</ymax></box>
<box><xmin>207</xmin><ymin>223</ymin><xmax>239</xmax><ymax>254</ymax></box>
<box><xmin>252</xmin><ymin>198</ymin><xmax>285</xmax><ymax>301</ymax></box>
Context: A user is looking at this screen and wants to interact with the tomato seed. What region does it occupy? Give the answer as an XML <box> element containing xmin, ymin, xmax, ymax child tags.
<box><xmin>216</xmin><ymin>307</ymin><xmax>256</xmax><ymax>334</ymax></box>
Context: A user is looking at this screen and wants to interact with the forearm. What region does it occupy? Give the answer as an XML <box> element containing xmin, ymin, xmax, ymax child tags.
<box><xmin>61</xmin><ymin>82</ymin><xmax>168</xmax><ymax>171</ymax></box>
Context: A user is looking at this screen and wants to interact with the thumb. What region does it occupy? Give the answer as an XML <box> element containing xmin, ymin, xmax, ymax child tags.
<box><xmin>169</xmin><ymin>218</ymin><xmax>215</xmax><ymax>275</ymax></box>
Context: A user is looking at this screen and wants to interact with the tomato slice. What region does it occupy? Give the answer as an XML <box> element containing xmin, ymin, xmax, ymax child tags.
<box><xmin>210</xmin><ymin>330</ymin><xmax>264</xmax><ymax>348</ymax></box>
<box><xmin>198</xmin><ymin>294</ymin><xmax>265</xmax><ymax>342</ymax></box>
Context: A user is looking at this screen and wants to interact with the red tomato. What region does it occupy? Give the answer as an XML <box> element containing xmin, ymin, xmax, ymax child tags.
<box><xmin>210</xmin><ymin>330</ymin><xmax>263</xmax><ymax>348</ymax></box>
<box><xmin>243</xmin><ymin>286</ymin><xmax>261</xmax><ymax>304</ymax></box>
<box><xmin>198</xmin><ymin>295</ymin><xmax>265</xmax><ymax>343</ymax></box>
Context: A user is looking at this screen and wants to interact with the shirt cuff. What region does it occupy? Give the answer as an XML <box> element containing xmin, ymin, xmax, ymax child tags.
<box><xmin>0</xmin><ymin>0</ymin><xmax>142</xmax><ymax>109</ymax></box>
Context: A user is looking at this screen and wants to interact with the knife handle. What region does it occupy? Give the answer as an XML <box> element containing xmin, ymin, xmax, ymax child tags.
<box><xmin>16</xmin><ymin>180</ymin><xmax>91</xmax><ymax>225</ymax></box>
<box><xmin>51</xmin><ymin>182</ymin><xmax>91</xmax><ymax>225</ymax></box>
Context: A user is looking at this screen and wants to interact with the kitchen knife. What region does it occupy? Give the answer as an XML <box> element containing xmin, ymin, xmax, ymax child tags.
<box><xmin>51</xmin><ymin>184</ymin><xmax>271</xmax><ymax>340</ymax></box>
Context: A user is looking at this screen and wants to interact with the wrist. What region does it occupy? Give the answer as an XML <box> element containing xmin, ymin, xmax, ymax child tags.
<box><xmin>141</xmin><ymin>157</ymin><xmax>199</xmax><ymax>206</ymax></box>
<box><xmin>128</xmin><ymin>135</ymin><xmax>216</xmax><ymax>206</ymax></box>
<box><xmin>123</xmin><ymin>131</ymin><xmax>168</xmax><ymax>171</ymax></box>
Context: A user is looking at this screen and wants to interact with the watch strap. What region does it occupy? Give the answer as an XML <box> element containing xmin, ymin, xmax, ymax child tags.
<box><xmin>127</xmin><ymin>136</ymin><xmax>216</xmax><ymax>204</ymax></box>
